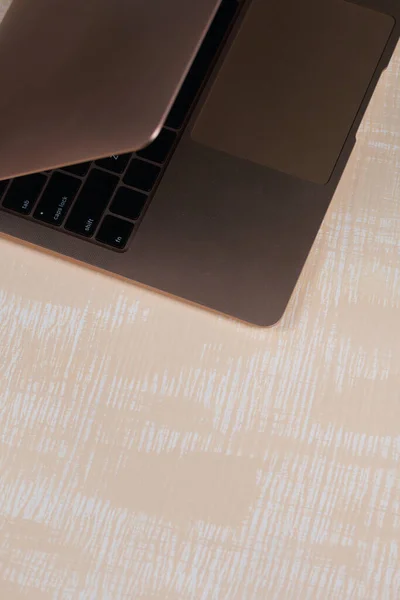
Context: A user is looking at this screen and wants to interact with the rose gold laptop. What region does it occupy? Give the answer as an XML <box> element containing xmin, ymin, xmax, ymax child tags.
<box><xmin>0</xmin><ymin>0</ymin><xmax>398</xmax><ymax>325</ymax></box>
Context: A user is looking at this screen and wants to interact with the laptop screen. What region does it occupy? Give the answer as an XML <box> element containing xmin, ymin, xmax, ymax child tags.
<box><xmin>0</xmin><ymin>0</ymin><xmax>223</xmax><ymax>179</ymax></box>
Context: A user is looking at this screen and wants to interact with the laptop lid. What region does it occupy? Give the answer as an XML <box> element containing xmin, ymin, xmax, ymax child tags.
<box><xmin>0</xmin><ymin>0</ymin><xmax>222</xmax><ymax>180</ymax></box>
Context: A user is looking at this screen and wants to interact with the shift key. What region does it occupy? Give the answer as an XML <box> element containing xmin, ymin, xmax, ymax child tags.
<box><xmin>65</xmin><ymin>169</ymin><xmax>118</xmax><ymax>237</ymax></box>
<box><xmin>34</xmin><ymin>172</ymin><xmax>81</xmax><ymax>225</ymax></box>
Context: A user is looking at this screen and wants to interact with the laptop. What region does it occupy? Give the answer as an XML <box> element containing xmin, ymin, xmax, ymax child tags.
<box><xmin>0</xmin><ymin>0</ymin><xmax>398</xmax><ymax>326</ymax></box>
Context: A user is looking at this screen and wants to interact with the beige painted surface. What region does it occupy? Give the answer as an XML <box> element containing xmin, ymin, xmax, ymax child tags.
<box><xmin>1</xmin><ymin>2</ymin><xmax>400</xmax><ymax>598</ymax></box>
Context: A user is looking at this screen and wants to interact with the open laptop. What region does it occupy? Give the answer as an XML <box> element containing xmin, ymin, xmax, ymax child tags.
<box><xmin>0</xmin><ymin>0</ymin><xmax>398</xmax><ymax>326</ymax></box>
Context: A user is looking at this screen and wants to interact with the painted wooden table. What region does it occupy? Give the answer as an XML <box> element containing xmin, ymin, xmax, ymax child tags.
<box><xmin>1</xmin><ymin>2</ymin><xmax>400</xmax><ymax>598</ymax></box>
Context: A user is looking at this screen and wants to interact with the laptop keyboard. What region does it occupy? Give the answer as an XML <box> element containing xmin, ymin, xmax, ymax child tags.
<box><xmin>0</xmin><ymin>0</ymin><xmax>238</xmax><ymax>252</ymax></box>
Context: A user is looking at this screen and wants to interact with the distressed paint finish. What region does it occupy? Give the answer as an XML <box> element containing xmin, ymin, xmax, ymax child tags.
<box><xmin>1</xmin><ymin>2</ymin><xmax>400</xmax><ymax>598</ymax></box>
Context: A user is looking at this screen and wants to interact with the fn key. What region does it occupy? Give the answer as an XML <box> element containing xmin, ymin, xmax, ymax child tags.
<box><xmin>96</xmin><ymin>215</ymin><xmax>134</xmax><ymax>249</ymax></box>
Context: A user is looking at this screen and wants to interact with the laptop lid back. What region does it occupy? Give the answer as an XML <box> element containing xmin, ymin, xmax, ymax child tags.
<box><xmin>0</xmin><ymin>0</ymin><xmax>222</xmax><ymax>179</ymax></box>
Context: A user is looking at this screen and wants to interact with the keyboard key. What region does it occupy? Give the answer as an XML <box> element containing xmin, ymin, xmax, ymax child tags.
<box><xmin>63</xmin><ymin>162</ymin><xmax>91</xmax><ymax>177</ymax></box>
<box><xmin>65</xmin><ymin>169</ymin><xmax>118</xmax><ymax>237</ymax></box>
<box><xmin>124</xmin><ymin>159</ymin><xmax>160</xmax><ymax>192</ymax></box>
<box><xmin>2</xmin><ymin>174</ymin><xmax>47</xmax><ymax>215</ymax></box>
<box><xmin>166</xmin><ymin>0</ymin><xmax>237</xmax><ymax>130</ymax></box>
<box><xmin>136</xmin><ymin>129</ymin><xmax>176</xmax><ymax>164</ymax></box>
<box><xmin>33</xmin><ymin>172</ymin><xmax>81</xmax><ymax>226</ymax></box>
<box><xmin>110</xmin><ymin>187</ymin><xmax>147</xmax><ymax>221</ymax></box>
<box><xmin>96</xmin><ymin>215</ymin><xmax>134</xmax><ymax>249</ymax></box>
<box><xmin>96</xmin><ymin>153</ymin><xmax>132</xmax><ymax>174</ymax></box>
<box><xmin>0</xmin><ymin>179</ymin><xmax>9</xmax><ymax>199</ymax></box>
